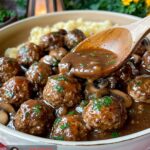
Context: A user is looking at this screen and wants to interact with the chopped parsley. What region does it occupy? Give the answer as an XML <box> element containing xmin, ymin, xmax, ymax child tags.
<box><xmin>52</xmin><ymin>60</ymin><xmax>59</xmax><ymax>67</ymax></box>
<box><xmin>111</xmin><ymin>132</ymin><xmax>120</xmax><ymax>138</ymax></box>
<box><xmin>60</xmin><ymin>123</ymin><xmax>70</xmax><ymax>130</ymax></box>
<box><xmin>5</xmin><ymin>91</ymin><xmax>14</xmax><ymax>98</ymax></box>
<box><xmin>25</xmin><ymin>112</ymin><xmax>30</xmax><ymax>118</ymax></box>
<box><xmin>68</xmin><ymin>111</ymin><xmax>76</xmax><ymax>115</ymax></box>
<box><xmin>53</xmin><ymin>85</ymin><xmax>64</xmax><ymax>93</ymax></box>
<box><xmin>79</xmin><ymin>63</ymin><xmax>85</xmax><ymax>67</ymax></box>
<box><xmin>54</xmin><ymin>118</ymin><xmax>62</xmax><ymax>125</ymax></box>
<box><xmin>135</xmin><ymin>80</ymin><xmax>142</xmax><ymax>87</ymax></box>
<box><xmin>54</xmin><ymin>75</ymin><xmax>68</xmax><ymax>81</ymax></box>
<box><xmin>103</xmin><ymin>96</ymin><xmax>113</xmax><ymax>106</ymax></box>
<box><xmin>32</xmin><ymin>104</ymin><xmax>42</xmax><ymax>115</ymax></box>
<box><xmin>53</xmin><ymin>136</ymin><xmax>64</xmax><ymax>140</ymax></box>
<box><xmin>92</xmin><ymin>96</ymin><xmax>113</xmax><ymax>111</ymax></box>
<box><xmin>105</xmin><ymin>60</ymin><xmax>116</xmax><ymax>66</ymax></box>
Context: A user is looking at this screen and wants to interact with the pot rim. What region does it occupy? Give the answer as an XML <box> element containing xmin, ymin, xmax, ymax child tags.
<box><xmin>0</xmin><ymin>10</ymin><xmax>149</xmax><ymax>146</ymax></box>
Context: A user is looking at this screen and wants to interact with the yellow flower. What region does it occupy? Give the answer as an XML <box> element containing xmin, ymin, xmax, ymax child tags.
<box><xmin>122</xmin><ymin>0</ymin><xmax>132</xmax><ymax>6</ymax></box>
<box><xmin>146</xmin><ymin>0</ymin><xmax>150</xmax><ymax>7</ymax></box>
<box><xmin>133</xmin><ymin>0</ymin><xmax>139</xmax><ymax>3</ymax></box>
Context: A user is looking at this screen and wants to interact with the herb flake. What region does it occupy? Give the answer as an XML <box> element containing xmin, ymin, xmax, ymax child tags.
<box><xmin>60</xmin><ymin>123</ymin><xmax>70</xmax><ymax>130</ymax></box>
<box><xmin>111</xmin><ymin>132</ymin><xmax>120</xmax><ymax>138</ymax></box>
<box><xmin>32</xmin><ymin>104</ymin><xmax>42</xmax><ymax>115</ymax></box>
<box><xmin>54</xmin><ymin>75</ymin><xmax>68</xmax><ymax>81</ymax></box>
<box><xmin>53</xmin><ymin>85</ymin><xmax>64</xmax><ymax>93</ymax></box>
<box><xmin>54</xmin><ymin>118</ymin><xmax>62</xmax><ymax>125</ymax></box>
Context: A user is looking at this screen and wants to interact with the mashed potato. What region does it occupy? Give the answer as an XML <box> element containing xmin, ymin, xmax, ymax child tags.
<box><xmin>5</xmin><ymin>18</ymin><xmax>113</xmax><ymax>58</ymax></box>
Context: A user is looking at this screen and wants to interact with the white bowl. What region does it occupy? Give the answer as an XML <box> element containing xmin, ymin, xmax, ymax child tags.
<box><xmin>0</xmin><ymin>10</ymin><xmax>150</xmax><ymax>150</ymax></box>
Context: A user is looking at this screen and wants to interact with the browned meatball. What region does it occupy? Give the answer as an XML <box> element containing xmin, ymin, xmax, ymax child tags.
<box><xmin>49</xmin><ymin>47</ymin><xmax>68</xmax><ymax>61</ymax></box>
<box><xmin>64</xmin><ymin>29</ymin><xmax>86</xmax><ymax>50</ymax></box>
<box><xmin>43</xmin><ymin>74</ymin><xmax>81</xmax><ymax>108</ymax></box>
<box><xmin>0</xmin><ymin>76</ymin><xmax>30</xmax><ymax>107</ymax></box>
<box><xmin>82</xmin><ymin>96</ymin><xmax>127</xmax><ymax>131</ymax></box>
<box><xmin>14</xmin><ymin>99</ymin><xmax>54</xmax><ymax>135</ymax></box>
<box><xmin>39</xmin><ymin>32</ymin><xmax>64</xmax><ymax>51</ymax></box>
<box><xmin>26</xmin><ymin>62</ymin><xmax>52</xmax><ymax>86</ymax></box>
<box><xmin>141</xmin><ymin>51</ymin><xmax>150</xmax><ymax>73</ymax></box>
<box><xmin>0</xmin><ymin>57</ymin><xmax>20</xmax><ymax>83</ymax></box>
<box><xmin>51</xmin><ymin>115</ymin><xmax>87</xmax><ymax>141</ymax></box>
<box><xmin>128</xmin><ymin>75</ymin><xmax>150</xmax><ymax>103</ymax></box>
<box><xmin>17</xmin><ymin>43</ymin><xmax>41</xmax><ymax>66</ymax></box>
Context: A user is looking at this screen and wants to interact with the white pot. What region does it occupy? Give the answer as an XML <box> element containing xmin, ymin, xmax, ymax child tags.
<box><xmin>0</xmin><ymin>10</ymin><xmax>150</xmax><ymax>150</ymax></box>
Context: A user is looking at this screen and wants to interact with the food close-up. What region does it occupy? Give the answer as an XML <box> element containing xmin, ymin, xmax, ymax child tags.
<box><xmin>0</xmin><ymin>17</ymin><xmax>150</xmax><ymax>142</ymax></box>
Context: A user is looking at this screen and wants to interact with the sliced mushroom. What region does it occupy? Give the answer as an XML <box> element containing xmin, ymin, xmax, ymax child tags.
<box><xmin>85</xmin><ymin>80</ymin><xmax>109</xmax><ymax>99</ymax></box>
<box><xmin>0</xmin><ymin>102</ymin><xmax>15</xmax><ymax>113</ymax></box>
<box><xmin>110</xmin><ymin>89</ymin><xmax>133</xmax><ymax>108</ymax></box>
<box><xmin>0</xmin><ymin>102</ymin><xmax>15</xmax><ymax>125</ymax></box>
<box><xmin>0</xmin><ymin>110</ymin><xmax>9</xmax><ymax>125</ymax></box>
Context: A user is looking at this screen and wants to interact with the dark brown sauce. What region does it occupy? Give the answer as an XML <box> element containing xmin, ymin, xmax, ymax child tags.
<box><xmin>59</xmin><ymin>49</ymin><xmax>118</xmax><ymax>79</ymax></box>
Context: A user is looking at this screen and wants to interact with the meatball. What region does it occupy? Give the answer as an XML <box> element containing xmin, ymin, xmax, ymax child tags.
<box><xmin>82</xmin><ymin>96</ymin><xmax>127</xmax><ymax>130</ymax></box>
<box><xmin>127</xmin><ymin>75</ymin><xmax>150</xmax><ymax>103</ymax></box>
<box><xmin>39</xmin><ymin>32</ymin><xmax>64</xmax><ymax>50</ymax></box>
<box><xmin>43</xmin><ymin>74</ymin><xmax>82</xmax><ymax>108</ymax></box>
<box><xmin>0</xmin><ymin>57</ymin><xmax>20</xmax><ymax>83</ymax></box>
<box><xmin>0</xmin><ymin>76</ymin><xmax>30</xmax><ymax>107</ymax></box>
<box><xmin>26</xmin><ymin>62</ymin><xmax>52</xmax><ymax>86</ymax></box>
<box><xmin>17</xmin><ymin>43</ymin><xmax>41</xmax><ymax>66</ymax></box>
<box><xmin>49</xmin><ymin>47</ymin><xmax>68</xmax><ymax>61</ymax></box>
<box><xmin>141</xmin><ymin>50</ymin><xmax>150</xmax><ymax>73</ymax></box>
<box><xmin>64</xmin><ymin>29</ymin><xmax>86</xmax><ymax>50</ymax></box>
<box><xmin>14</xmin><ymin>99</ymin><xmax>54</xmax><ymax>135</ymax></box>
<box><xmin>51</xmin><ymin>115</ymin><xmax>87</xmax><ymax>141</ymax></box>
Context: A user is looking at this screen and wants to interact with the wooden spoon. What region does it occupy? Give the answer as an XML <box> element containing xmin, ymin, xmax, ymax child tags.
<box><xmin>71</xmin><ymin>16</ymin><xmax>150</xmax><ymax>77</ymax></box>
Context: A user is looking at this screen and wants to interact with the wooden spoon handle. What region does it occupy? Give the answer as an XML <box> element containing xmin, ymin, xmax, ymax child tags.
<box><xmin>125</xmin><ymin>16</ymin><xmax>150</xmax><ymax>49</ymax></box>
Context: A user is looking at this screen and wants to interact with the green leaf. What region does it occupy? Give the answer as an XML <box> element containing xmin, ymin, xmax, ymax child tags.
<box><xmin>32</xmin><ymin>104</ymin><xmax>42</xmax><ymax>115</ymax></box>
<box><xmin>60</xmin><ymin>123</ymin><xmax>70</xmax><ymax>130</ymax></box>
<box><xmin>54</xmin><ymin>75</ymin><xmax>68</xmax><ymax>81</ymax></box>
<box><xmin>53</xmin><ymin>85</ymin><xmax>64</xmax><ymax>93</ymax></box>
<box><xmin>68</xmin><ymin>111</ymin><xmax>76</xmax><ymax>115</ymax></box>
<box><xmin>103</xmin><ymin>96</ymin><xmax>113</xmax><ymax>107</ymax></box>
<box><xmin>111</xmin><ymin>132</ymin><xmax>120</xmax><ymax>138</ymax></box>
<box><xmin>54</xmin><ymin>118</ymin><xmax>62</xmax><ymax>125</ymax></box>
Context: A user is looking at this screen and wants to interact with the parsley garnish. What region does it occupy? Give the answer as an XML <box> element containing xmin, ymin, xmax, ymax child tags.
<box><xmin>52</xmin><ymin>60</ymin><xmax>59</xmax><ymax>67</ymax></box>
<box><xmin>135</xmin><ymin>81</ymin><xmax>142</xmax><ymax>86</ymax></box>
<box><xmin>79</xmin><ymin>63</ymin><xmax>85</xmax><ymax>67</ymax></box>
<box><xmin>53</xmin><ymin>136</ymin><xmax>64</xmax><ymax>140</ymax></box>
<box><xmin>60</xmin><ymin>123</ymin><xmax>70</xmax><ymax>130</ymax></box>
<box><xmin>105</xmin><ymin>60</ymin><xmax>116</xmax><ymax>66</ymax></box>
<box><xmin>33</xmin><ymin>104</ymin><xmax>42</xmax><ymax>115</ymax></box>
<box><xmin>53</xmin><ymin>85</ymin><xmax>64</xmax><ymax>93</ymax></box>
<box><xmin>54</xmin><ymin>75</ymin><xmax>68</xmax><ymax>81</ymax></box>
<box><xmin>54</xmin><ymin>118</ymin><xmax>62</xmax><ymax>125</ymax></box>
<box><xmin>93</xmin><ymin>96</ymin><xmax>113</xmax><ymax>111</ymax></box>
<box><xmin>111</xmin><ymin>132</ymin><xmax>120</xmax><ymax>138</ymax></box>
<box><xmin>68</xmin><ymin>111</ymin><xmax>76</xmax><ymax>115</ymax></box>
<box><xmin>103</xmin><ymin>96</ymin><xmax>113</xmax><ymax>106</ymax></box>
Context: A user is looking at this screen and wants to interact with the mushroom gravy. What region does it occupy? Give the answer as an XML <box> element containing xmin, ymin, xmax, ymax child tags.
<box><xmin>59</xmin><ymin>49</ymin><xmax>117</xmax><ymax>79</ymax></box>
